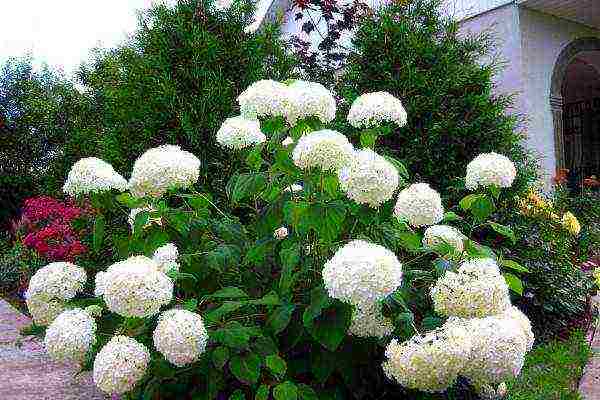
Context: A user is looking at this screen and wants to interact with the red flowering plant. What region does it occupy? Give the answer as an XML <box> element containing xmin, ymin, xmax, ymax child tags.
<box><xmin>16</xmin><ymin>196</ymin><xmax>93</xmax><ymax>262</ymax></box>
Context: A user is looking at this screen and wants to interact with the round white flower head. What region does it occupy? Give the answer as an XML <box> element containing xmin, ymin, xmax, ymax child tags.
<box><xmin>430</xmin><ymin>258</ymin><xmax>511</xmax><ymax>319</ymax></box>
<box><xmin>93</xmin><ymin>335</ymin><xmax>150</xmax><ymax>395</ymax></box>
<box><xmin>25</xmin><ymin>295</ymin><xmax>66</xmax><ymax>326</ymax></box>
<box><xmin>382</xmin><ymin>326</ymin><xmax>471</xmax><ymax>393</ymax></box>
<box><xmin>281</xmin><ymin>136</ymin><xmax>294</xmax><ymax>147</ymax></box>
<box><xmin>216</xmin><ymin>116</ymin><xmax>266</xmax><ymax>150</ymax></box>
<box><xmin>339</xmin><ymin>149</ymin><xmax>399</xmax><ymax>208</ymax></box>
<box><xmin>462</xmin><ymin>315</ymin><xmax>529</xmax><ymax>388</ymax></box>
<box><xmin>292</xmin><ymin>129</ymin><xmax>354</xmax><ymax>172</ymax></box>
<box><xmin>322</xmin><ymin>240</ymin><xmax>403</xmax><ymax>307</ymax></box>
<box><xmin>152</xmin><ymin>243</ymin><xmax>180</xmax><ymax>274</ymax></box>
<box><xmin>422</xmin><ymin>225</ymin><xmax>466</xmax><ymax>252</ymax></box>
<box><xmin>44</xmin><ymin>308</ymin><xmax>97</xmax><ymax>364</ymax></box>
<box><xmin>153</xmin><ymin>309</ymin><xmax>208</xmax><ymax>367</ymax></box>
<box><xmin>465</xmin><ymin>152</ymin><xmax>517</xmax><ymax>190</ymax></box>
<box><xmin>349</xmin><ymin>303</ymin><xmax>395</xmax><ymax>339</ymax></box>
<box><xmin>393</xmin><ymin>183</ymin><xmax>444</xmax><ymax>227</ymax></box>
<box><xmin>347</xmin><ymin>91</ymin><xmax>407</xmax><ymax>128</ymax></box>
<box><xmin>26</xmin><ymin>262</ymin><xmax>87</xmax><ymax>301</ymax></box>
<box><xmin>98</xmin><ymin>255</ymin><xmax>173</xmax><ymax>318</ymax></box>
<box><xmin>285</xmin><ymin>80</ymin><xmax>337</xmax><ymax>126</ymax></box>
<box><xmin>502</xmin><ymin>306</ymin><xmax>535</xmax><ymax>351</ymax></box>
<box><xmin>128</xmin><ymin>145</ymin><xmax>200</xmax><ymax>198</ymax></box>
<box><xmin>238</xmin><ymin>79</ymin><xmax>289</xmax><ymax>119</ymax></box>
<box><xmin>63</xmin><ymin>157</ymin><xmax>127</xmax><ymax>196</ymax></box>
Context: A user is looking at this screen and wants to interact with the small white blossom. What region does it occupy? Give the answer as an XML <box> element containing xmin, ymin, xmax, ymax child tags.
<box><xmin>93</xmin><ymin>335</ymin><xmax>150</xmax><ymax>395</ymax></box>
<box><xmin>394</xmin><ymin>183</ymin><xmax>444</xmax><ymax>227</ymax></box>
<box><xmin>63</xmin><ymin>157</ymin><xmax>127</xmax><ymax>196</ymax></box>
<box><xmin>431</xmin><ymin>258</ymin><xmax>511</xmax><ymax>318</ymax></box>
<box><xmin>153</xmin><ymin>309</ymin><xmax>208</xmax><ymax>367</ymax></box>
<box><xmin>349</xmin><ymin>303</ymin><xmax>395</xmax><ymax>339</ymax></box>
<box><xmin>281</xmin><ymin>136</ymin><xmax>294</xmax><ymax>146</ymax></box>
<box><xmin>238</xmin><ymin>79</ymin><xmax>289</xmax><ymax>120</ymax></box>
<box><xmin>347</xmin><ymin>91</ymin><xmax>407</xmax><ymax>128</ymax></box>
<box><xmin>96</xmin><ymin>255</ymin><xmax>173</xmax><ymax>318</ymax></box>
<box><xmin>339</xmin><ymin>149</ymin><xmax>399</xmax><ymax>208</ymax></box>
<box><xmin>322</xmin><ymin>240</ymin><xmax>403</xmax><ymax>307</ymax></box>
<box><xmin>274</xmin><ymin>227</ymin><xmax>289</xmax><ymax>240</ymax></box>
<box><xmin>216</xmin><ymin>116</ymin><xmax>266</xmax><ymax>150</ymax></box>
<box><xmin>465</xmin><ymin>152</ymin><xmax>516</xmax><ymax>190</ymax></box>
<box><xmin>152</xmin><ymin>243</ymin><xmax>180</xmax><ymax>274</ymax></box>
<box><xmin>44</xmin><ymin>308</ymin><xmax>97</xmax><ymax>364</ymax></box>
<box><xmin>422</xmin><ymin>225</ymin><xmax>466</xmax><ymax>253</ymax></box>
<box><xmin>284</xmin><ymin>184</ymin><xmax>303</xmax><ymax>193</ymax></box>
<box><xmin>292</xmin><ymin>129</ymin><xmax>354</xmax><ymax>172</ymax></box>
<box><xmin>285</xmin><ymin>80</ymin><xmax>337</xmax><ymax>126</ymax></box>
<box><xmin>128</xmin><ymin>145</ymin><xmax>200</xmax><ymax>198</ymax></box>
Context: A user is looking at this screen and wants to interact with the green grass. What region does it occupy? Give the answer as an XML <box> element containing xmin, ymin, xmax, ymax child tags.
<box><xmin>507</xmin><ymin>330</ymin><xmax>591</xmax><ymax>400</ymax></box>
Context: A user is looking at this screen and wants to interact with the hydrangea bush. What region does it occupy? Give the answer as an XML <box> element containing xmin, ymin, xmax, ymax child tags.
<box><xmin>25</xmin><ymin>78</ymin><xmax>535</xmax><ymax>399</ymax></box>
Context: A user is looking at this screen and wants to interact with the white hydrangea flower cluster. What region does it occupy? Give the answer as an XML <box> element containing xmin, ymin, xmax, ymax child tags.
<box><xmin>216</xmin><ymin>116</ymin><xmax>266</xmax><ymax>150</ymax></box>
<box><xmin>393</xmin><ymin>183</ymin><xmax>444</xmax><ymax>227</ymax></box>
<box><xmin>128</xmin><ymin>145</ymin><xmax>201</xmax><ymax>198</ymax></box>
<box><xmin>63</xmin><ymin>157</ymin><xmax>128</xmax><ymax>196</ymax></box>
<box><xmin>292</xmin><ymin>129</ymin><xmax>355</xmax><ymax>172</ymax></box>
<box><xmin>238</xmin><ymin>79</ymin><xmax>290</xmax><ymax>120</ymax></box>
<box><xmin>347</xmin><ymin>91</ymin><xmax>408</xmax><ymax>128</ymax></box>
<box><xmin>382</xmin><ymin>323</ymin><xmax>472</xmax><ymax>392</ymax></box>
<box><xmin>93</xmin><ymin>335</ymin><xmax>150</xmax><ymax>395</ymax></box>
<box><xmin>430</xmin><ymin>258</ymin><xmax>511</xmax><ymax>319</ymax></box>
<box><xmin>95</xmin><ymin>255</ymin><xmax>173</xmax><ymax>318</ymax></box>
<box><xmin>152</xmin><ymin>242</ymin><xmax>180</xmax><ymax>274</ymax></box>
<box><xmin>462</xmin><ymin>315</ymin><xmax>529</xmax><ymax>388</ymax></box>
<box><xmin>338</xmin><ymin>149</ymin><xmax>400</xmax><ymax>208</ymax></box>
<box><xmin>465</xmin><ymin>152</ymin><xmax>517</xmax><ymax>190</ymax></box>
<box><xmin>44</xmin><ymin>308</ymin><xmax>97</xmax><ymax>364</ymax></box>
<box><xmin>349</xmin><ymin>303</ymin><xmax>395</xmax><ymax>339</ymax></box>
<box><xmin>322</xmin><ymin>240</ymin><xmax>403</xmax><ymax>308</ymax></box>
<box><xmin>153</xmin><ymin>309</ymin><xmax>208</xmax><ymax>367</ymax></box>
<box><xmin>25</xmin><ymin>262</ymin><xmax>87</xmax><ymax>326</ymax></box>
<box><xmin>422</xmin><ymin>225</ymin><xmax>467</xmax><ymax>252</ymax></box>
<box><xmin>285</xmin><ymin>80</ymin><xmax>337</xmax><ymax>126</ymax></box>
<box><xmin>502</xmin><ymin>306</ymin><xmax>535</xmax><ymax>351</ymax></box>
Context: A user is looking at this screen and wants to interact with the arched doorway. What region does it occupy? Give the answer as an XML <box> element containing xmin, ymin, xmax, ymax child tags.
<box><xmin>551</xmin><ymin>38</ymin><xmax>600</xmax><ymax>184</ymax></box>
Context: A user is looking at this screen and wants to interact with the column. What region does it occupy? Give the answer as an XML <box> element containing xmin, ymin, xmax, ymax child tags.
<box><xmin>550</xmin><ymin>95</ymin><xmax>565</xmax><ymax>170</ymax></box>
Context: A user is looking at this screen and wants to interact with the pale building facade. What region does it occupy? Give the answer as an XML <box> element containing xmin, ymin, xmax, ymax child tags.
<box><xmin>258</xmin><ymin>0</ymin><xmax>600</xmax><ymax>185</ymax></box>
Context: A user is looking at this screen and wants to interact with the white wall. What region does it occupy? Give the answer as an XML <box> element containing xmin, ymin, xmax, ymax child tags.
<box><xmin>440</xmin><ymin>0</ymin><xmax>513</xmax><ymax>21</ymax></box>
<box><xmin>518</xmin><ymin>7</ymin><xmax>600</xmax><ymax>181</ymax></box>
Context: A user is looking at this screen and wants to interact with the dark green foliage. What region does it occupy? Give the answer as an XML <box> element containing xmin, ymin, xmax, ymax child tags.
<box><xmin>54</xmin><ymin>0</ymin><xmax>296</xmax><ymax>197</ymax></box>
<box><xmin>337</xmin><ymin>0</ymin><xmax>537</xmax><ymax>199</ymax></box>
<box><xmin>507</xmin><ymin>330</ymin><xmax>590</xmax><ymax>400</ymax></box>
<box><xmin>0</xmin><ymin>57</ymin><xmax>84</xmax><ymax>224</ymax></box>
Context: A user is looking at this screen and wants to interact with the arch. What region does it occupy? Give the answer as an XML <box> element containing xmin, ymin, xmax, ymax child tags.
<box><xmin>549</xmin><ymin>37</ymin><xmax>600</xmax><ymax>170</ymax></box>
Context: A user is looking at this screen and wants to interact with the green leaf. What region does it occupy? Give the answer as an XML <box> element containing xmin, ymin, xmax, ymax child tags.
<box><xmin>227</xmin><ymin>173</ymin><xmax>267</xmax><ymax>204</ymax></box>
<box><xmin>383</xmin><ymin>155</ymin><xmax>409</xmax><ymax>180</ymax></box>
<box><xmin>360</xmin><ymin>129</ymin><xmax>378</xmax><ymax>148</ymax></box>
<box><xmin>116</xmin><ymin>193</ymin><xmax>145</xmax><ymax>208</ymax></box>
<box><xmin>229</xmin><ymin>353</ymin><xmax>262</xmax><ymax>385</ymax></box>
<box><xmin>252</xmin><ymin>335</ymin><xmax>279</xmax><ymax>356</ymax></box>
<box><xmin>279</xmin><ymin>244</ymin><xmax>301</xmax><ymax>295</ymax></box>
<box><xmin>311</xmin><ymin>349</ymin><xmax>337</xmax><ymax>383</ymax></box>
<box><xmin>211</xmin><ymin>321</ymin><xmax>255</xmax><ymax>349</ymax></box>
<box><xmin>297</xmin><ymin>384</ymin><xmax>318</xmax><ymax>400</ymax></box>
<box><xmin>246</xmin><ymin>147</ymin><xmax>263</xmax><ymax>171</ymax></box>
<box><xmin>205</xmin><ymin>245</ymin><xmax>242</xmax><ymax>272</ymax></box>
<box><xmin>229</xmin><ymin>389</ymin><xmax>246</xmax><ymax>400</ymax></box>
<box><xmin>503</xmin><ymin>272</ymin><xmax>524</xmax><ymax>295</ymax></box>
<box><xmin>442</xmin><ymin>211</ymin><xmax>462</xmax><ymax>222</ymax></box>
<box><xmin>273</xmin><ymin>381</ymin><xmax>298</xmax><ymax>400</ymax></box>
<box><xmin>501</xmin><ymin>259</ymin><xmax>530</xmax><ymax>273</ymax></box>
<box><xmin>92</xmin><ymin>214</ymin><xmax>105</xmax><ymax>252</ymax></box>
<box><xmin>256</xmin><ymin>385</ymin><xmax>270</xmax><ymax>400</ymax></box>
<box><xmin>249</xmin><ymin>291</ymin><xmax>281</xmax><ymax>306</ymax></box>
<box><xmin>212</xmin><ymin>346</ymin><xmax>230</xmax><ymax>369</ymax></box>
<box><xmin>459</xmin><ymin>194</ymin><xmax>480</xmax><ymax>211</ymax></box>
<box><xmin>210</xmin><ymin>286</ymin><xmax>249</xmax><ymax>299</ymax></box>
<box><xmin>204</xmin><ymin>301</ymin><xmax>244</xmax><ymax>323</ymax></box>
<box><xmin>471</xmin><ymin>195</ymin><xmax>496</xmax><ymax>221</ymax></box>
<box><xmin>266</xmin><ymin>354</ymin><xmax>287</xmax><ymax>376</ymax></box>
<box><xmin>303</xmin><ymin>287</ymin><xmax>351</xmax><ymax>351</ymax></box>
<box><xmin>489</xmin><ymin>222</ymin><xmax>516</xmax><ymax>244</ymax></box>
<box><xmin>133</xmin><ymin>210</ymin><xmax>150</xmax><ymax>236</ymax></box>
<box><xmin>183</xmin><ymin>298</ymin><xmax>198</xmax><ymax>312</ymax></box>
<box><xmin>398</xmin><ymin>231</ymin><xmax>422</xmax><ymax>252</ymax></box>
<box><xmin>266</xmin><ymin>304</ymin><xmax>296</xmax><ymax>334</ymax></box>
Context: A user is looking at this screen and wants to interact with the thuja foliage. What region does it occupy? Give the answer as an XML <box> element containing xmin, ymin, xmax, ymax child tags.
<box><xmin>337</xmin><ymin>0</ymin><xmax>537</xmax><ymax>199</ymax></box>
<box><xmin>51</xmin><ymin>0</ymin><xmax>296</xmax><ymax>196</ymax></box>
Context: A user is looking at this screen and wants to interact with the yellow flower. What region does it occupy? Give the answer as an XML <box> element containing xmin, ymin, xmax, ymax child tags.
<box><xmin>561</xmin><ymin>212</ymin><xmax>581</xmax><ymax>236</ymax></box>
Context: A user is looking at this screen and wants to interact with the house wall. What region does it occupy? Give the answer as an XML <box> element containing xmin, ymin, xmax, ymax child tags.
<box><xmin>518</xmin><ymin>7</ymin><xmax>600</xmax><ymax>181</ymax></box>
<box><xmin>440</xmin><ymin>0</ymin><xmax>514</xmax><ymax>20</ymax></box>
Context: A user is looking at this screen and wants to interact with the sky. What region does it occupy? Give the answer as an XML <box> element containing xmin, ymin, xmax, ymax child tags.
<box><xmin>0</xmin><ymin>0</ymin><xmax>172</xmax><ymax>76</ymax></box>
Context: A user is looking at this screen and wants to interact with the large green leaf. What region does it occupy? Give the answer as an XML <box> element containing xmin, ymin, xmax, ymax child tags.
<box><xmin>302</xmin><ymin>287</ymin><xmax>352</xmax><ymax>351</ymax></box>
<box><xmin>256</xmin><ymin>385</ymin><xmax>270</xmax><ymax>400</ymax></box>
<box><xmin>267</xmin><ymin>303</ymin><xmax>296</xmax><ymax>335</ymax></box>
<box><xmin>273</xmin><ymin>382</ymin><xmax>298</xmax><ymax>400</ymax></box>
<box><xmin>211</xmin><ymin>346</ymin><xmax>230</xmax><ymax>369</ymax></box>
<box><xmin>266</xmin><ymin>354</ymin><xmax>287</xmax><ymax>377</ymax></box>
<box><xmin>297</xmin><ymin>384</ymin><xmax>319</xmax><ymax>400</ymax></box>
<box><xmin>205</xmin><ymin>245</ymin><xmax>242</xmax><ymax>272</ymax></box>
<box><xmin>209</xmin><ymin>287</ymin><xmax>249</xmax><ymax>299</ymax></box>
<box><xmin>503</xmin><ymin>272</ymin><xmax>524</xmax><ymax>295</ymax></box>
<box><xmin>489</xmin><ymin>222</ymin><xmax>516</xmax><ymax>244</ymax></box>
<box><xmin>279</xmin><ymin>244</ymin><xmax>301</xmax><ymax>295</ymax></box>
<box><xmin>92</xmin><ymin>214</ymin><xmax>105</xmax><ymax>252</ymax></box>
<box><xmin>229</xmin><ymin>352</ymin><xmax>262</xmax><ymax>385</ymax></box>
<box><xmin>501</xmin><ymin>259</ymin><xmax>530</xmax><ymax>273</ymax></box>
<box><xmin>211</xmin><ymin>321</ymin><xmax>256</xmax><ymax>349</ymax></box>
<box><xmin>227</xmin><ymin>173</ymin><xmax>267</xmax><ymax>204</ymax></box>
